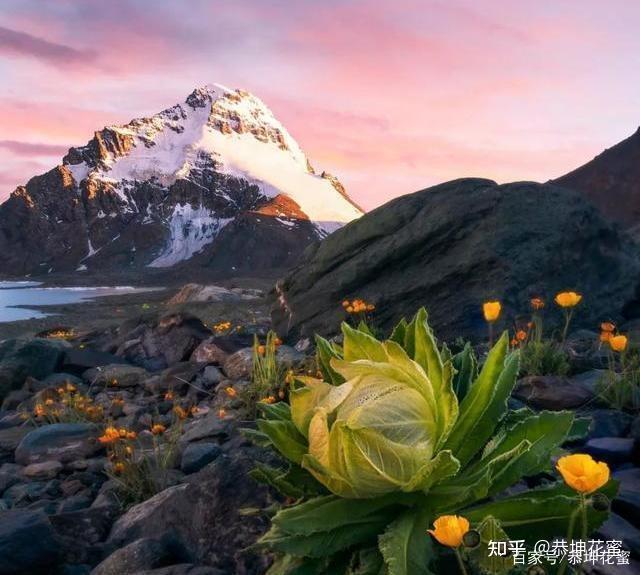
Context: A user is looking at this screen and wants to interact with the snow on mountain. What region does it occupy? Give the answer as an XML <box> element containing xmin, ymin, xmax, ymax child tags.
<box><xmin>0</xmin><ymin>84</ymin><xmax>363</xmax><ymax>277</ymax></box>
<box><xmin>67</xmin><ymin>83</ymin><xmax>362</xmax><ymax>231</ymax></box>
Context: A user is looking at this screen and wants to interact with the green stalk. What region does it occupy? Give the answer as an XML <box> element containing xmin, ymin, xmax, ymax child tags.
<box><xmin>581</xmin><ymin>493</ymin><xmax>588</xmax><ymax>542</ymax></box>
<box><xmin>454</xmin><ymin>548</ymin><xmax>469</xmax><ymax>575</ymax></box>
<box><xmin>558</xmin><ymin>504</ymin><xmax>580</xmax><ymax>575</ymax></box>
<box><xmin>561</xmin><ymin>309</ymin><xmax>573</xmax><ymax>344</ymax></box>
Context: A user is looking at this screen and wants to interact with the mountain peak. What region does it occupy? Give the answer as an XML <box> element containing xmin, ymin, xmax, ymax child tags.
<box><xmin>0</xmin><ymin>85</ymin><xmax>362</xmax><ymax>277</ymax></box>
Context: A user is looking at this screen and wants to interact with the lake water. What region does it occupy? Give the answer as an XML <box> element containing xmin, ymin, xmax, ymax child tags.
<box><xmin>0</xmin><ymin>282</ymin><xmax>158</xmax><ymax>322</ymax></box>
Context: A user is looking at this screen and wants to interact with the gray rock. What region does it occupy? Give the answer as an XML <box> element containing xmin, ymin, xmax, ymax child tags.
<box><xmin>596</xmin><ymin>513</ymin><xmax>640</xmax><ymax>557</ymax></box>
<box><xmin>0</xmin><ymin>425</ymin><xmax>32</xmax><ymax>454</ymax></box>
<box><xmin>180</xmin><ymin>414</ymin><xmax>231</xmax><ymax>443</ymax></box>
<box><xmin>0</xmin><ymin>338</ymin><xmax>68</xmax><ymax>402</ymax></box>
<box><xmin>613</xmin><ymin>467</ymin><xmax>640</xmax><ymax>528</ymax></box>
<box><xmin>0</xmin><ymin>509</ymin><xmax>61</xmax><ymax>574</ymax></box>
<box><xmin>190</xmin><ymin>339</ymin><xmax>230</xmax><ymax>365</ymax></box>
<box><xmin>275</xmin><ymin>345</ymin><xmax>306</xmax><ymax>367</ymax></box>
<box><xmin>83</xmin><ymin>364</ymin><xmax>149</xmax><ymax>388</ymax></box>
<box><xmin>222</xmin><ymin>348</ymin><xmax>253</xmax><ymax>380</ymax></box>
<box><xmin>23</xmin><ymin>460</ymin><xmax>63</xmax><ymax>480</ymax></box>
<box><xmin>631</xmin><ymin>416</ymin><xmax>640</xmax><ymax>442</ymax></box>
<box><xmin>581</xmin><ymin>409</ymin><xmax>634</xmax><ymax>439</ymax></box>
<box><xmin>272</xmin><ymin>180</ymin><xmax>639</xmax><ymax>342</ymax></box>
<box><xmin>201</xmin><ymin>366</ymin><xmax>222</xmax><ymax>386</ymax></box>
<box><xmin>91</xmin><ymin>536</ymin><xmax>187</xmax><ymax>575</ymax></box>
<box><xmin>180</xmin><ymin>443</ymin><xmax>221</xmax><ymax>474</ymax></box>
<box><xmin>0</xmin><ymin>471</ymin><xmax>20</xmax><ymax>496</ymax></box>
<box><xmin>15</xmin><ymin>423</ymin><xmax>101</xmax><ymax>465</ymax></box>
<box><xmin>584</xmin><ymin>437</ymin><xmax>635</xmax><ymax>466</ymax></box>
<box><xmin>107</xmin><ymin>451</ymin><xmax>274</xmax><ymax>574</ymax></box>
<box><xmin>514</xmin><ymin>375</ymin><xmax>593</xmax><ymax>409</ymax></box>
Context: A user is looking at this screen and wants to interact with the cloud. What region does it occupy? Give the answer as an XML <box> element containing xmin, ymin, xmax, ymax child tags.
<box><xmin>0</xmin><ymin>140</ymin><xmax>69</xmax><ymax>157</ymax></box>
<box><xmin>0</xmin><ymin>26</ymin><xmax>96</xmax><ymax>68</ymax></box>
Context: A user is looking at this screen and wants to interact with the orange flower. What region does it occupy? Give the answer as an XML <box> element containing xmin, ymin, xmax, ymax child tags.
<box><xmin>112</xmin><ymin>462</ymin><xmax>125</xmax><ymax>475</ymax></box>
<box><xmin>34</xmin><ymin>404</ymin><xmax>46</xmax><ymax>417</ymax></box>
<box><xmin>164</xmin><ymin>391</ymin><xmax>174</xmax><ymax>401</ymax></box>
<box><xmin>555</xmin><ymin>291</ymin><xmax>582</xmax><ymax>308</ymax></box>
<box><xmin>428</xmin><ymin>515</ymin><xmax>470</xmax><ymax>548</ymax></box>
<box><xmin>342</xmin><ymin>300</ymin><xmax>350</xmax><ymax>308</ymax></box>
<box><xmin>482</xmin><ymin>301</ymin><xmax>501</xmax><ymax>322</ymax></box>
<box><xmin>516</xmin><ymin>330</ymin><xmax>527</xmax><ymax>342</ymax></box>
<box><xmin>609</xmin><ymin>334</ymin><xmax>628</xmax><ymax>353</ymax></box>
<box><xmin>257</xmin><ymin>345</ymin><xmax>266</xmax><ymax>356</ymax></box>
<box><xmin>173</xmin><ymin>406</ymin><xmax>188</xmax><ymax>420</ymax></box>
<box><xmin>260</xmin><ymin>395</ymin><xmax>276</xmax><ymax>404</ymax></box>
<box><xmin>530</xmin><ymin>297</ymin><xmax>545</xmax><ymax>310</ymax></box>
<box><xmin>44</xmin><ymin>398</ymin><xmax>54</xmax><ymax>406</ymax></box>
<box><xmin>557</xmin><ymin>454</ymin><xmax>610</xmax><ymax>494</ymax></box>
<box><xmin>225</xmin><ymin>386</ymin><xmax>237</xmax><ymax>398</ymax></box>
<box><xmin>600</xmin><ymin>322</ymin><xmax>615</xmax><ymax>333</ymax></box>
<box><xmin>599</xmin><ymin>331</ymin><xmax>612</xmax><ymax>343</ymax></box>
<box><xmin>98</xmin><ymin>426</ymin><xmax>120</xmax><ymax>445</ymax></box>
<box><xmin>126</xmin><ymin>431</ymin><xmax>137</xmax><ymax>440</ymax></box>
<box><xmin>151</xmin><ymin>424</ymin><xmax>166</xmax><ymax>435</ymax></box>
<box><xmin>218</xmin><ymin>408</ymin><xmax>227</xmax><ymax>419</ymax></box>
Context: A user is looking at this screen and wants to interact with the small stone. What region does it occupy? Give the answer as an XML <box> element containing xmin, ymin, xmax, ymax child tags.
<box><xmin>23</xmin><ymin>460</ymin><xmax>63</xmax><ymax>480</ymax></box>
<box><xmin>180</xmin><ymin>443</ymin><xmax>221</xmax><ymax>474</ymax></box>
<box><xmin>580</xmin><ymin>409</ymin><xmax>633</xmax><ymax>439</ymax></box>
<box><xmin>584</xmin><ymin>437</ymin><xmax>635</xmax><ymax>466</ymax></box>
<box><xmin>82</xmin><ymin>364</ymin><xmax>149</xmax><ymax>388</ymax></box>
<box><xmin>222</xmin><ymin>348</ymin><xmax>253</xmax><ymax>380</ymax></box>
<box><xmin>15</xmin><ymin>423</ymin><xmax>101</xmax><ymax>465</ymax></box>
<box><xmin>202</xmin><ymin>366</ymin><xmax>222</xmax><ymax>386</ymax></box>
<box><xmin>514</xmin><ymin>375</ymin><xmax>593</xmax><ymax>410</ymax></box>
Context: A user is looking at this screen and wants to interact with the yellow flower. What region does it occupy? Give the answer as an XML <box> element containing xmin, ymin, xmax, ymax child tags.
<box><xmin>225</xmin><ymin>386</ymin><xmax>237</xmax><ymax>398</ymax></box>
<box><xmin>555</xmin><ymin>291</ymin><xmax>582</xmax><ymax>308</ymax></box>
<box><xmin>260</xmin><ymin>395</ymin><xmax>276</xmax><ymax>404</ymax></box>
<box><xmin>126</xmin><ymin>431</ymin><xmax>137</xmax><ymax>440</ymax></box>
<box><xmin>609</xmin><ymin>334</ymin><xmax>628</xmax><ymax>353</ymax></box>
<box><xmin>151</xmin><ymin>424</ymin><xmax>166</xmax><ymax>435</ymax></box>
<box><xmin>428</xmin><ymin>515</ymin><xmax>470</xmax><ymax>548</ymax></box>
<box><xmin>557</xmin><ymin>454</ymin><xmax>610</xmax><ymax>494</ymax></box>
<box><xmin>482</xmin><ymin>301</ymin><xmax>501</xmax><ymax>322</ymax></box>
<box><xmin>530</xmin><ymin>297</ymin><xmax>545</xmax><ymax>310</ymax></box>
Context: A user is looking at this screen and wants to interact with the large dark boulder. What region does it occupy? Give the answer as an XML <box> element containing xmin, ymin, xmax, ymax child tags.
<box><xmin>0</xmin><ymin>339</ymin><xmax>68</xmax><ymax>401</ymax></box>
<box><xmin>272</xmin><ymin>179</ymin><xmax>640</xmax><ymax>342</ymax></box>
<box><xmin>0</xmin><ymin>509</ymin><xmax>62</xmax><ymax>574</ymax></box>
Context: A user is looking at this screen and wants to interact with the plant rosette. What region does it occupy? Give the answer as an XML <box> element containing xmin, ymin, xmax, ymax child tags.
<box><xmin>247</xmin><ymin>308</ymin><xmax>615</xmax><ymax>575</ymax></box>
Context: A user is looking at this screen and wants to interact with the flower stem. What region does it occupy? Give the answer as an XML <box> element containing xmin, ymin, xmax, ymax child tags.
<box><xmin>581</xmin><ymin>493</ymin><xmax>588</xmax><ymax>542</ymax></box>
<box><xmin>488</xmin><ymin>323</ymin><xmax>494</xmax><ymax>347</ymax></box>
<box><xmin>561</xmin><ymin>309</ymin><xmax>573</xmax><ymax>344</ymax></box>
<box><xmin>558</xmin><ymin>505</ymin><xmax>580</xmax><ymax>575</ymax></box>
<box><xmin>455</xmin><ymin>548</ymin><xmax>469</xmax><ymax>575</ymax></box>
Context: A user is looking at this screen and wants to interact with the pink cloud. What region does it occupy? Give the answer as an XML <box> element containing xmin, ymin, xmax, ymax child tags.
<box><xmin>0</xmin><ymin>140</ymin><xmax>70</xmax><ymax>156</ymax></box>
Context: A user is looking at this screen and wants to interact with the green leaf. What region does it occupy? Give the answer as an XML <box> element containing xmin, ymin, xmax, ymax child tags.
<box><xmin>342</xmin><ymin>323</ymin><xmax>388</xmax><ymax>362</ymax></box>
<box><xmin>405</xmin><ymin>309</ymin><xmax>459</xmax><ymax>448</ymax></box>
<box><xmin>250</xmin><ymin>463</ymin><xmax>325</xmax><ymax>499</ymax></box>
<box><xmin>357</xmin><ymin>321</ymin><xmax>374</xmax><ymax>336</ymax></box>
<box><xmin>316</xmin><ymin>335</ymin><xmax>345</xmax><ymax>385</ymax></box>
<box><xmin>260</xmin><ymin>515</ymin><xmax>392</xmax><ymax>558</ymax></box>
<box><xmin>272</xmin><ymin>494</ymin><xmax>414</xmax><ymax>536</ymax></box>
<box><xmin>379</xmin><ymin>507</ymin><xmax>435</xmax><ymax>575</ymax></box>
<box><xmin>464</xmin><ymin>480</ymin><xmax>618</xmax><ymax>542</ymax></box>
<box><xmin>267</xmin><ymin>552</ymin><xmax>353</xmax><ymax>575</ymax></box>
<box><xmin>474</xmin><ymin>410</ymin><xmax>575</xmax><ymax>495</ymax></box>
<box><xmin>389</xmin><ymin>318</ymin><xmax>408</xmax><ymax>346</ymax></box>
<box><xmin>468</xmin><ymin>516</ymin><xmax>514</xmax><ymax>575</ymax></box>
<box><xmin>403</xmin><ymin>450</ymin><xmax>461</xmax><ymax>493</ymax></box>
<box><xmin>444</xmin><ymin>335</ymin><xmax>519</xmax><ymax>466</ymax></box>
<box><xmin>348</xmin><ymin>547</ymin><xmax>385</xmax><ymax>575</ymax></box>
<box><xmin>257</xmin><ymin>419</ymin><xmax>308</xmax><ymax>464</ymax></box>
<box><xmin>451</xmin><ymin>343</ymin><xmax>477</xmax><ymax>402</ymax></box>
<box><xmin>258</xmin><ymin>401</ymin><xmax>295</xmax><ymax>421</ymax></box>
<box><xmin>566</xmin><ymin>416</ymin><xmax>592</xmax><ymax>443</ymax></box>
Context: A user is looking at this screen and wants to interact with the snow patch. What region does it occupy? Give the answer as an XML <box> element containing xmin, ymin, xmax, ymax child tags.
<box><xmin>148</xmin><ymin>203</ymin><xmax>232</xmax><ymax>268</ymax></box>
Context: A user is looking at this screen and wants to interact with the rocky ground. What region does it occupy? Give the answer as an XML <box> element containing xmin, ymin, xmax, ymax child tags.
<box><xmin>0</xmin><ymin>305</ymin><xmax>638</xmax><ymax>574</ymax></box>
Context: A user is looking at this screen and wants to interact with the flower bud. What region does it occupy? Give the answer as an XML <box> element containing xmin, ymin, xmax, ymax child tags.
<box><xmin>591</xmin><ymin>492</ymin><xmax>610</xmax><ymax>511</ymax></box>
<box><xmin>462</xmin><ymin>530</ymin><xmax>481</xmax><ymax>549</ymax></box>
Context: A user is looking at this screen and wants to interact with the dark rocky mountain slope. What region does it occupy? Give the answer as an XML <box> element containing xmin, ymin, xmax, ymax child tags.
<box><xmin>554</xmin><ymin>127</ymin><xmax>640</xmax><ymax>230</ymax></box>
<box><xmin>272</xmin><ymin>178</ymin><xmax>640</xmax><ymax>341</ymax></box>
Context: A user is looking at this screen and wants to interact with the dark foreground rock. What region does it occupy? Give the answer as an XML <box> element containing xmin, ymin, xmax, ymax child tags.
<box><xmin>272</xmin><ymin>179</ymin><xmax>640</xmax><ymax>341</ymax></box>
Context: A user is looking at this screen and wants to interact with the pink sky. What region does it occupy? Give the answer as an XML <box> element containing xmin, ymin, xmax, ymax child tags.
<box><xmin>1</xmin><ymin>0</ymin><xmax>639</xmax><ymax>210</ymax></box>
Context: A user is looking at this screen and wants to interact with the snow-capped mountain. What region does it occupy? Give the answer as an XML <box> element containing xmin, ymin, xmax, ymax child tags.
<box><xmin>0</xmin><ymin>84</ymin><xmax>362</xmax><ymax>278</ymax></box>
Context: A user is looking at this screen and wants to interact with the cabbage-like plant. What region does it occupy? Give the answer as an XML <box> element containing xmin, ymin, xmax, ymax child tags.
<box><xmin>248</xmin><ymin>309</ymin><xmax>614</xmax><ymax>575</ymax></box>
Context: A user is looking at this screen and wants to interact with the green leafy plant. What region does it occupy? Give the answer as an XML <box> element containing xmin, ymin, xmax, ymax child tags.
<box><xmin>242</xmin><ymin>331</ymin><xmax>287</xmax><ymax>417</ymax></box>
<box><xmin>248</xmin><ymin>309</ymin><xmax>613</xmax><ymax>575</ymax></box>
<box><xmin>519</xmin><ymin>339</ymin><xmax>570</xmax><ymax>377</ymax></box>
<box><xmin>597</xmin><ymin>345</ymin><xmax>640</xmax><ymax>412</ymax></box>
